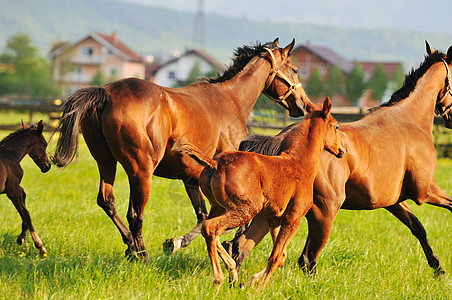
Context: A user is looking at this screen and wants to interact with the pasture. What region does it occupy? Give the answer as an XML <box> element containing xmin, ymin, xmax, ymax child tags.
<box><xmin>0</xmin><ymin>128</ymin><xmax>451</xmax><ymax>299</ymax></box>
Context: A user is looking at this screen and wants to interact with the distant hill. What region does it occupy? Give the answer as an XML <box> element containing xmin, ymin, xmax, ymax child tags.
<box><xmin>1</xmin><ymin>0</ymin><xmax>452</xmax><ymax>69</ymax></box>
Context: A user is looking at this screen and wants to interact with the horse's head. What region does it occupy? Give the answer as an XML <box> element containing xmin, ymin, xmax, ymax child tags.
<box><xmin>426</xmin><ymin>41</ymin><xmax>452</xmax><ymax>129</ymax></box>
<box><xmin>23</xmin><ymin>120</ymin><xmax>51</xmax><ymax>173</ymax></box>
<box><xmin>307</xmin><ymin>98</ymin><xmax>347</xmax><ymax>158</ymax></box>
<box><xmin>262</xmin><ymin>38</ymin><xmax>311</xmax><ymax>118</ymax></box>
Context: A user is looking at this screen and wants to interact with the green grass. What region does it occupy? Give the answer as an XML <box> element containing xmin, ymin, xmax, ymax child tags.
<box><xmin>0</xmin><ymin>131</ymin><xmax>451</xmax><ymax>299</ymax></box>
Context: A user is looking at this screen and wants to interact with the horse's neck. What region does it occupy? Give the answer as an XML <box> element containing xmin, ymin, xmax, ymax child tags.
<box><xmin>396</xmin><ymin>64</ymin><xmax>444</xmax><ymax>132</ymax></box>
<box><xmin>284</xmin><ymin>120</ymin><xmax>325</xmax><ymax>172</ymax></box>
<box><xmin>220</xmin><ymin>57</ymin><xmax>271</xmax><ymax>120</ymax></box>
<box><xmin>0</xmin><ymin>136</ymin><xmax>31</xmax><ymax>162</ymax></box>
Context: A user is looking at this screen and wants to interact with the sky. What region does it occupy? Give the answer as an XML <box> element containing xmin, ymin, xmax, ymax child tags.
<box><xmin>123</xmin><ymin>0</ymin><xmax>451</xmax><ymax>35</ymax></box>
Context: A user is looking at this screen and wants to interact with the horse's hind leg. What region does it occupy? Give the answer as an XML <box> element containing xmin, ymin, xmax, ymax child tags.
<box><xmin>163</xmin><ymin>181</ymin><xmax>207</xmax><ymax>255</ymax></box>
<box><xmin>96</xmin><ymin>160</ymin><xmax>137</xmax><ymax>256</ymax></box>
<box><xmin>8</xmin><ymin>186</ymin><xmax>47</xmax><ymax>256</ymax></box>
<box><xmin>385</xmin><ymin>201</ymin><xmax>444</xmax><ymax>274</ymax></box>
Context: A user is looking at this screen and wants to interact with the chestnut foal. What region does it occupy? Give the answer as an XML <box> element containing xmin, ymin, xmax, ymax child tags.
<box><xmin>179</xmin><ymin>98</ymin><xmax>346</xmax><ymax>289</ymax></box>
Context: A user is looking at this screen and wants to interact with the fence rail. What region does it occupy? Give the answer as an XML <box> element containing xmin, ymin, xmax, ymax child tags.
<box><xmin>0</xmin><ymin>99</ymin><xmax>450</xmax><ymax>156</ymax></box>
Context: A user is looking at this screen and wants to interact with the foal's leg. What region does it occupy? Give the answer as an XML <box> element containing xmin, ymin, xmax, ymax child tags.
<box><xmin>385</xmin><ymin>201</ymin><xmax>444</xmax><ymax>274</ymax></box>
<box><xmin>163</xmin><ymin>181</ymin><xmax>208</xmax><ymax>255</ymax></box>
<box><xmin>225</xmin><ymin>214</ymin><xmax>269</xmax><ymax>271</ymax></box>
<box><xmin>8</xmin><ymin>186</ymin><xmax>47</xmax><ymax>256</ymax></box>
<box><xmin>203</xmin><ymin>207</ymin><xmax>249</xmax><ymax>286</ymax></box>
<box><xmin>259</xmin><ymin>214</ymin><xmax>303</xmax><ymax>290</ymax></box>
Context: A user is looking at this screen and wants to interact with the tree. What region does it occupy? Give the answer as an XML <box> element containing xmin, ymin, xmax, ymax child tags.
<box><xmin>325</xmin><ymin>64</ymin><xmax>343</xmax><ymax>97</ymax></box>
<box><xmin>345</xmin><ymin>62</ymin><xmax>366</xmax><ymax>105</ymax></box>
<box><xmin>306</xmin><ymin>67</ymin><xmax>324</xmax><ymax>99</ymax></box>
<box><xmin>0</xmin><ymin>33</ymin><xmax>58</xmax><ymax>97</ymax></box>
<box><xmin>367</xmin><ymin>64</ymin><xmax>388</xmax><ymax>101</ymax></box>
<box><xmin>391</xmin><ymin>64</ymin><xmax>405</xmax><ymax>93</ymax></box>
<box><xmin>185</xmin><ymin>60</ymin><xmax>203</xmax><ymax>86</ymax></box>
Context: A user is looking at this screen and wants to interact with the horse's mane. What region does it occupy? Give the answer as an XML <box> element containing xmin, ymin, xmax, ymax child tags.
<box><xmin>239</xmin><ymin>122</ymin><xmax>299</xmax><ymax>156</ymax></box>
<box><xmin>207</xmin><ymin>40</ymin><xmax>278</xmax><ymax>84</ymax></box>
<box><xmin>369</xmin><ymin>50</ymin><xmax>446</xmax><ymax>113</ymax></box>
<box><xmin>0</xmin><ymin>127</ymin><xmax>33</xmax><ymax>147</ymax></box>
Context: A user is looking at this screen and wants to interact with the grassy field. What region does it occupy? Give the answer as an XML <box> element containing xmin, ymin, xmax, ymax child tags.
<box><xmin>0</xmin><ymin>128</ymin><xmax>451</xmax><ymax>299</ymax></box>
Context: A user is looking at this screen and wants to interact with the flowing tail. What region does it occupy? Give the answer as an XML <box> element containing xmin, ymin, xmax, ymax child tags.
<box><xmin>173</xmin><ymin>142</ymin><xmax>218</xmax><ymax>171</ymax></box>
<box><xmin>52</xmin><ymin>86</ymin><xmax>109</xmax><ymax>168</ymax></box>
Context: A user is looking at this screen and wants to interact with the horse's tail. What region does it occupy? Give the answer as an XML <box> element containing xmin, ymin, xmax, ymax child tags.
<box><xmin>52</xmin><ymin>86</ymin><xmax>110</xmax><ymax>168</ymax></box>
<box><xmin>174</xmin><ymin>142</ymin><xmax>218</xmax><ymax>171</ymax></box>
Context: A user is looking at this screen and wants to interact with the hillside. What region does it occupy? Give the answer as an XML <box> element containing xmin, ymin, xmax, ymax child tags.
<box><xmin>1</xmin><ymin>0</ymin><xmax>451</xmax><ymax>68</ymax></box>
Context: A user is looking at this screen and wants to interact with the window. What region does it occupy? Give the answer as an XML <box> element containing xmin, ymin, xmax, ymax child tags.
<box><xmin>301</xmin><ymin>67</ymin><xmax>309</xmax><ymax>79</ymax></box>
<box><xmin>80</xmin><ymin>46</ymin><xmax>94</xmax><ymax>57</ymax></box>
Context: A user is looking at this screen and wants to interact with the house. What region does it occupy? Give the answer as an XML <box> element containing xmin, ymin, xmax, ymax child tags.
<box><xmin>150</xmin><ymin>49</ymin><xmax>226</xmax><ymax>87</ymax></box>
<box><xmin>49</xmin><ymin>31</ymin><xmax>145</xmax><ymax>95</ymax></box>
<box><xmin>291</xmin><ymin>43</ymin><xmax>403</xmax><ymax>106</ymax></box>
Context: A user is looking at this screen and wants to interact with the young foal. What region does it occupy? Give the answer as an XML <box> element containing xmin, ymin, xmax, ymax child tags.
<box><xmin>0</xmin><ymin>120</ymin><xmax>51</xmax><ymax>256</ymax></box>
<box><xmin>180</xmin><ymin>98</ymin><xmax>346</xmax><ymax>289</ymax></box>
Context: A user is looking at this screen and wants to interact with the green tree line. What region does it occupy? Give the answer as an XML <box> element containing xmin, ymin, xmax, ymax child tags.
<box><xmin>306</xmin><ymin>62</ymin><xmax>405</xmax><ymax>105</ymax></box>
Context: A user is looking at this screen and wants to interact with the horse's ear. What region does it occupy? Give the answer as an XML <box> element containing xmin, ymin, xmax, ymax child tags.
<box><xmin>446</xmin><ymin>45</ymin><xmax>452</xmax><ymax>64</ymax></box>
<box><xmin>21</xmin><ymin>119</ymin><xmax>29</xmax><ymax>129</ymax></box>
<box><xmin>322</xmin><ymin>97</ymin><xmax>332</xmax><ymax>116</ymax></box>
<box><xmin>37</xmin><ymin>120</ymin><xmax>44</xmax><ymax>134</ymax></box>
<box><xmin>282</xmin><ymin>39</ymin><xmax>295</xmax><ymax>57</ymax></box>
<box><xmin>425</xmin><ymin>40</ymin><xmax>433</xmax><ymax>55</ymax></box>
<box><xmin>273</xmin><ymin>38</ymin><xmax>280</xmax><ymax>47</ymax></box>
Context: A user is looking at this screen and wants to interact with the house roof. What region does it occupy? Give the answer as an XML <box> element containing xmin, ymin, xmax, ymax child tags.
<box><xmin>49</xmin><ymin>31</ymin><xmax>144</xmax><ymax>63</ymax></box>
<box><xmin>296</xmin><ymin>44</ymin><xmax>354</xmax><ymax>73</ymax></box>
<box><xmin>158</xmin><ymin>49</ymin><xmax>227</xmax><ymax>72</ymax></box>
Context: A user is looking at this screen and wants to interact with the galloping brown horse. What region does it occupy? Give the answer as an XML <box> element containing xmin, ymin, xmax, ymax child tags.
<box><xmin>178</xmin><ymin>98</ymin><xmax>346</xmax><ymax>289</ymax></box>
<box><xmin>51</xmin><ymin>39</ymin><xmax>310</xmax><ymax>260</ymax></box>
<box><xmin>0</xmin><ymin>121</ymin><xmax>51</xmax><ymax>256</ymax></box>
<box><xmin>228</xmin><ymin>42</ymin><xmax>452</xmax><ymax>275</ymax></box>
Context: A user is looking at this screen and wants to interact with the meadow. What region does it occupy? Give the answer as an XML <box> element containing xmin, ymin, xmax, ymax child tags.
<box><xmin>0</xmin><ymin>121</ymin><xmax>451</xmax><ymax>299</ymax></box>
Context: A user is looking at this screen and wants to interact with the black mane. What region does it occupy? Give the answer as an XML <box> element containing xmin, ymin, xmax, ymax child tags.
<box><xmin>239</xmin><ymin>122</ymin><xmax>299</xmax><ymax>156</ymax></box>
<box><xmin>0</xmin><ymin>125</ymin><xmax>36</xmax><ymax>147</ymax></box>
<box><xmin>207</xmin><ymin>40</ymin><xmax>278</xmax><ymax>84</ymax></box>
<box><xmin>370</xmin><ymin>50</ymin><xmax>446</xmax><ymax>112</ymax></box>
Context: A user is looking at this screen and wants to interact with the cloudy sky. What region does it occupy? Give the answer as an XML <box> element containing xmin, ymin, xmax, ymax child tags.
<box><xmin>123</xmin><ymin>0</ymin><xmax>451</xmax><ymax>35</ymax></box>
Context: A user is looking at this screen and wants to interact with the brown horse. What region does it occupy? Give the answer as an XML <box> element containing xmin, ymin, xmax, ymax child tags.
<box><xmin>228</xmin><ymin>41</ymin><xmax>452</xmax><ymax>275</ymax></box>
<box><xmin>51</xmin><ymin>39</ymin><xmax>310</xmax><ymax>260</ymax></box>
<box><xmin>178</xmin><ymin>98</ymin><xmax>346</xmax><ymax>289</ymax></box>
<box><xmin>0</xmin><ymin>120</ymin><xmax>51</xmax><ymax>256</ymax></box>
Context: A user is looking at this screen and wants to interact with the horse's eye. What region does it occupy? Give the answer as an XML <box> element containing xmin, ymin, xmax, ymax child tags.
<box><xmin>293</xmin><ymin>68</ymin><xmax>298</xmax><ymax>74</ymax></box>
<box><xmin>335</xmin><ymin>124</ymin><xmax>339</xmax><ymax>130</ymax></box>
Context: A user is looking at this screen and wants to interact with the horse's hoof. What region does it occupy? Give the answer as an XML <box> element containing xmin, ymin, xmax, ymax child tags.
<box><xmin>434</xmin><ymin>267</ymin><xmax>446</xmax><ymax>277</ymax></box>
<box><xmin>163</xmin><ymin>237</ymin><xmax>181</xmax><ymax>256</ymax></box>
<box><xmin>16</xmin><ymin>236</ymin><xmax>25</xmax><ymax>246</ymax></box>
<box><xmin>40</xmin><ymin>247</ymin><xmax>48</xmax><ymax>257</ymax></box>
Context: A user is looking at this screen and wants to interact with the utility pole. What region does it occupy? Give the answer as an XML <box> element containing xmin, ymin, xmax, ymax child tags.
<box><xmin>193</xmin><ymin>0</ymin><xmax>205</xmax><ymax>49</ymax></box>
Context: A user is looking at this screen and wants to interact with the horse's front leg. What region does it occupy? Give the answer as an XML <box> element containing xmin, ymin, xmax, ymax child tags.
<box><xmin>163</xmin><ymin>181</ymin><xmax>207</xmax><ymax>255</ymax></box>
<box><xmin>8</xmin><ymin>186</ymin><xmax>47</xmax><ymax>256</ymax></box>
<box><xmin>385</xmin><ymin>201</ymin><xmax>445</xmax><ymax>275</ymax></box>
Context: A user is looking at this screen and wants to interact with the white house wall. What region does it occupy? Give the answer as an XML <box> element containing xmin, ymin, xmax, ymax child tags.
<box><xmin>154</xmin><ymin>53</ymin><xmax>215</xmax><ymax>87</ymax></box>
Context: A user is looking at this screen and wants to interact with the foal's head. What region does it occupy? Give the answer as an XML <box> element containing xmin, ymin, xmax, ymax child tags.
<box><xmin>23</xmin><ymin>120</ymin><xmax>51</xmax><ymax>173</ymax></box>
<box><xmin>306</xmin><ymin>98</ymin><xmax>347</xmax><ymax>158</ymax></box>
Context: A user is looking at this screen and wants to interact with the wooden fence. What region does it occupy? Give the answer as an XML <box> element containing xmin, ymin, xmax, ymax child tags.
<box><xmin>0</xmin><ymin>99</ymin><xmax>450</xmax><ymax>156</ymax></box>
